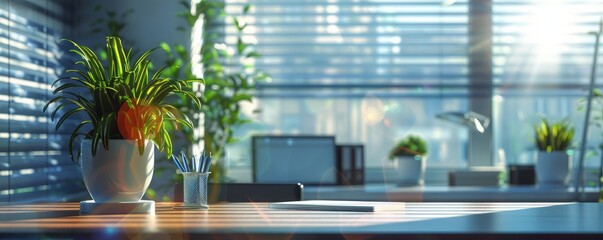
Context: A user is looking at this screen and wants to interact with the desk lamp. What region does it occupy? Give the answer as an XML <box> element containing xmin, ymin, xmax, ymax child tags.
<box><xmin>436</xmin><ymin>111</ymin><xmax>490</xmax><ymax>133</ymax></box>
<box><xmin>437</xmin><ymin>111</ymin><xmax>495</xmax><ymax>185</ymax></box>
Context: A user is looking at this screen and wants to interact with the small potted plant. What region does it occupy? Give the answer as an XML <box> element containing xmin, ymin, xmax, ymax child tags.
<box><xmin>389</xmin><ymin>135</ymin><xmax>428</xmax><ymax>186</ymax></box>
<box><xmin>533</xmin><ymin>117</ymin><xmax>574</xmax><ymax>187</ymax></box>
<box><xmin>44</xmin><ymin>36</ymin><xmax>202</xmax><ymax>204</ymax></box>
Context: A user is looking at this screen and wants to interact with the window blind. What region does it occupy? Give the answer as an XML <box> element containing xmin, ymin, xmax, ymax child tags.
<box><xmin>0</xmin><ymin>0</ymin><xmax>84</xmax><ymax>202</ymax></box>
<box><xmin>226</xmin><ymin>0</ymin><xmax>469</xmax><ymax>96</ymax></box>
<box><xmin>222</xmin><ymin>0</ymin><xmax>472</xmax><ymax>170</ymax></box>
<box><xmin>492</xmin><ymin>0</ymin><xmax>603</xmax><ymax>166</ymax></box>
<box><xmin>493</xmin><ymin>0</ymin><xmax>603</xmax><ymax>86</ymax></box>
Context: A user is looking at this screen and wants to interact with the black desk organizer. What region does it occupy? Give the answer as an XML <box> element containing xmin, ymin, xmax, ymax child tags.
<box><xmin>336</xmin><ymin>145</ymin><xmax>365</xmax><ymax>185</ymax></box>
<box><xmin>508</xmin><ymin>164</ymin><xmax>535</xmax><ymax>185</ymax></box>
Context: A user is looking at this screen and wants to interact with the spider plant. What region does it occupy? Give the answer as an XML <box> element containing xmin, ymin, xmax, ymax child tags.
<box><xmin>43</xmin><ymin>36</ymin><xmax>203</xmax><ymax>161</ymax></box>
<box><xmin>534</xmin><ymin>117</ymin><xmax>575</xmax><ymax>153</ymax></box>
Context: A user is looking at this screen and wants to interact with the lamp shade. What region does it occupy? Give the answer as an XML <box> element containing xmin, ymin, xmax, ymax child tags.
<box><xmin>436</xmin><ymin>111</ymin><xmax>490</xmax><ymax>133</ymax></box>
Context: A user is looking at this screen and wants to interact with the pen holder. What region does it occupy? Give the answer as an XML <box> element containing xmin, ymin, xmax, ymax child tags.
<box><xmin>179</xmin><ymin>172</ymin><xmax>210</xmax><ymax>209</ymax></box>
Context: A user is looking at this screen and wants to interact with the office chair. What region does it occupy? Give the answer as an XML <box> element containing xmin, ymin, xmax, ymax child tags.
<box><xmin>174</xmin><ymin>183</ymin><xmax>304</xmax><ymax>203</ymax></box>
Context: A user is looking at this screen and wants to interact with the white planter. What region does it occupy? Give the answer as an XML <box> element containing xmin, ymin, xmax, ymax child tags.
<box><xmin>536</xmin><ymin>151</ymin><xmax>570</xmax><ymax>187</ymax></box>
<box><xmin>396</xmin><ymin>155</ymin><xmax>426</xmax><ymax>186</ymax></box>
<box><xmin>80</xmin><ymin>139</ymin><xmax>154</xmax><ymax>202</ymax></box>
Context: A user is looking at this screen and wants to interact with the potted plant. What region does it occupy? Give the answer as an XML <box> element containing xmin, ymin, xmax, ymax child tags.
<box><xmin>43</xmin><ymin>36</ymin><xmax>202</xmax><ymax>203</ymax></box>
<box><xmin>160</xmin><ymin>2</ymin><xmax>269</xmax><ymax>183</ymax></box>
<box><xmin>389</xmin><ymin>135</ymin><xmax>428</xmax><ymax>186</ymax></box>
<box><xmin>533</xmin><ymin>117</ymin><xmax>574</xmax><ymax>187</ymax></box>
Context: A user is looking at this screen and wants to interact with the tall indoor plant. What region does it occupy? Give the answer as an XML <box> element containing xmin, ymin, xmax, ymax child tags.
<box><xmin>389</xmin><ymin>135</ymin><xmax>428</xmax><ymax>186</ymax></box>
<box><xmin>44</xmin><ymin>36</ymin><xmax>202</xmax><ymax>202</ymax></box>
<box><xmin>161</xmin><ymin>1</ymin><xmax>269</xmax><ymax>182</ymax></box>
<box><xmin>533</xmin><ymin>117</ymin><xmax>575</xmax><ymax>187</ymax></box>
<box><xmin>589</xmin><ymin>89</ymin><xmax>603</xmax><ymax>201</ymax></box>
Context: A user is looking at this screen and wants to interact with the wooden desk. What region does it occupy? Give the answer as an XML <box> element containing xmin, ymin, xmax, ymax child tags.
<box><xmin>0</xmin><ymin>202</ymin><xmax>601</xmax><ymax>239</ymax></box>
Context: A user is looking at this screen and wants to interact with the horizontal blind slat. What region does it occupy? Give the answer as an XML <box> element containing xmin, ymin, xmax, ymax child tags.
<box><xmin>226</xmin><ymin>0</ymin><xmax>469</xmax><ymax>85</ymax></box>
<box><xmin>0</xmin><ymin>154</ymin><xmax>74</xmax><ymax>170</ymax></box>
<box><xmin>6</xmin><ymin>170</ymin><xmax>81</xmax><ymax>191</ymax></box>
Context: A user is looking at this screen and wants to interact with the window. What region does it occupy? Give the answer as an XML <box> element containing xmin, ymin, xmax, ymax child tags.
<box><xmin>492</xmin><ymin>0</ymin><xmax>603</xmax><ymax>177</ymax></box>
<box><xmin>0</xmin><ymin>0</ymin><xmax>83</xmax><ymax>202</ymax></box>
<box><xmin>225</xmin><ymin>0</ymin><xmax>472</xmax><ymax>172</ymax></box>
<box><xmin>223</xmin><ymin>0</ymin><xmax>603</xmax><ymax>176</ymax></box>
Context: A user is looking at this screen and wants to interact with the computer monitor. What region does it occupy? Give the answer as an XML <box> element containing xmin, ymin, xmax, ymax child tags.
<box><xmin>252</xmin><ymin>135</ymin><xmax>337</xmax><ymax>185</ymax></box>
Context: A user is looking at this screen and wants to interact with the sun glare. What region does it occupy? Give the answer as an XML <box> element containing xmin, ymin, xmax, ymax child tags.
<box><xmin>525</xmin><ymin>2</ymin><xmax>574</xmax><ymax>63</ymax></box>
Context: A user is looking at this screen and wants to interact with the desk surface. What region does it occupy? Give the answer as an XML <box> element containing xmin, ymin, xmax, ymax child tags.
<box><xmin>304</xmin><ymin>184</ymin><xmax>599</xmax><ymax>202</ymax></box>
<box><xmin>0</xmin><ymin>202</ymin><xmax>601</xmax><ymax>239</ymax></box>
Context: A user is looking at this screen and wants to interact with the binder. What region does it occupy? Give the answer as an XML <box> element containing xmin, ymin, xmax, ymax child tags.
<box><xmin>336</xmin><ymin>145</ymin><xmax>364</xmax><ymax>185</ymax></box>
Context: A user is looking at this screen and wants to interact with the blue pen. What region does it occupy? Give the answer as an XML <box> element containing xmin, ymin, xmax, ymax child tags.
<box><xmin>191</xmin><ymin>155</ymin><xmax>197</xmax><ymax>173</ymax></box>
<box><xmin>171</xmin><ymin>154</ymin><xmax>185</xmax><ymax>172</ymax></box>
<box><xmin>199</xmin><ymin>151</ymin><xmax>206</xmax><ymax>173</ymax></box>
<box><xmin>203</xmin><ymin>152</ymin><xmax>213</xmax><ymax>173</ymax></box>
<box><xmin>178</xmin><ymin>154</ymin><xmax>187</xmax><ymax>172</ymax></box>
<box><xmin>181</xmin><ymin>151</ymin><xmax>190</xmax><ymax>172</ymax></box>
<box><xmin>171</xmin><ymin>155</ymin><xmax>181</xmax><ymax>172</ymax></box>
<box><xmin>195</xmin><ymin>154</ymin><xmax>201</xmax><ymax>172</ymax></box>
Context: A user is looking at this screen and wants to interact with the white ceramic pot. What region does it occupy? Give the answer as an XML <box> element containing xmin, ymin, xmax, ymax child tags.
<box><xmin>80</xmin><ymin>139</ymin><xmax>154</xmax><ymax>202</ymax></box>
<box><xmin>396</xmin><ymin>155</ymin><xmax>426</xmax><ymax>186</ymax></box>
<box><xmin>536</xmin><ymin>151</ymin><xmax>570</xmax><ymax>187</ymax></box>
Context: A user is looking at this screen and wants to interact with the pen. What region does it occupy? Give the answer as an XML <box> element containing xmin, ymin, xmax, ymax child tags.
<box><xmin>180</xmin><ymin>151</ymin><xmax>189</xmax><ymax>172</ymax></box>
<box><xmin>191</xmin><ymin>154</ymin><xmax>197</xmax><ymax>172</ymax></box>
<box><xmin>199</xmin><ymin>151</ymin><xmax>206</xmax><ymax>173</ymax></box>
<box><xmin>171</xmin><ymin>151</ymin><xmax>213</xmax><ymax>173</ymax></box>
<box><xmin>203</xmin><ymin>152</ymin><xmax>213</xmax><ymax>173</ymax></box>
<box><xmin>197</xmin><ymin>154</ymin><xmax>202</xmax><ymax>172</ymax></box>
<box><xmin>171</xmin><ymin>154</ymin><xmax>184</xmax><ymax>172</ymax></box>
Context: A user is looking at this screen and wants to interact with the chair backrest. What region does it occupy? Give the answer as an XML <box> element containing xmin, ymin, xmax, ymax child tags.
<box><xmin>174</xmin><ymin>183</ymin><xmax>304</xmax><ymax>203</ymax></box>
<box><xmin>208</xmin><ymin>183</ymin><xmax>303</xmax><ymax>203</ymax></box>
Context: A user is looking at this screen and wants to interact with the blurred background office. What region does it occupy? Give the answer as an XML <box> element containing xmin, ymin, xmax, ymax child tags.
<box><xmin>1</xmin><ymin>0</ymin><xmax>603</xmax><ymax>202</ymax></box>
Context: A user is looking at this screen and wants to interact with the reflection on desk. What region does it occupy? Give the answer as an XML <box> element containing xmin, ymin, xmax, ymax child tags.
<box><xmin>0</xmin><ymin>202</ymin><xmax>601</xmax><ymax>239</ymax></box>
<box><xmin>304</xmin><ymin>184</ymin><xmax>599</xmax><ymax>202</ymax></box>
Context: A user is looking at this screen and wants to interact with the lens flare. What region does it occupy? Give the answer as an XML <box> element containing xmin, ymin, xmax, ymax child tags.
<box><xmin>361</xmin><ymin>95</ymin><xmax>385</xmax><ymax>125</ymax></box>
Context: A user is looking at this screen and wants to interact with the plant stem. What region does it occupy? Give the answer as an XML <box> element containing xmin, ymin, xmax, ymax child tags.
<box><xmin>576</xmin><ymin>19</ymin><xmax>602</xmax><ymax>200</ymax></box>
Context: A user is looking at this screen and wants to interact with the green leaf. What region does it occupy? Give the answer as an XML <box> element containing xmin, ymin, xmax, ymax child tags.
<box><xmin>107</xmin><ymin>36</ymin><xmax>129</xmax><ymax>78</ymax></box>
<box><xmin>55</xmin><ymin>107</ymin><xmax>84</xmax><ymax>131</ymax></box>
<box><xmin>237</xmin><ymin>39</ymin><xmax>245</xmax><ymax>53</ymax></box>
<box><xmin>43</xmin><ymin>96</ymin><xmax>64</xmax><ymax>113</ymax></box>
<box><xmin>243</xmin><ymin>4</ymin><xmax>252</xmax><ymax>14</ymax></box>
<box><xmin>533</xmin><ymin>117</ymin><xmax>574</xmax><ymax>151</ymax></box>
<box><xmin>232</xmin><ymin>93</ymin><xmax>252</xmax><ymax>102</ymax></box>
<box><xmin>68</xmin><ymin>120</ymin><xmax>92</xmax><ymax>162</ymax></box>
<box><xmin>245</xmin><ymin>51</ymin><xmax>262</xmax><ymax>58</ymax></box>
